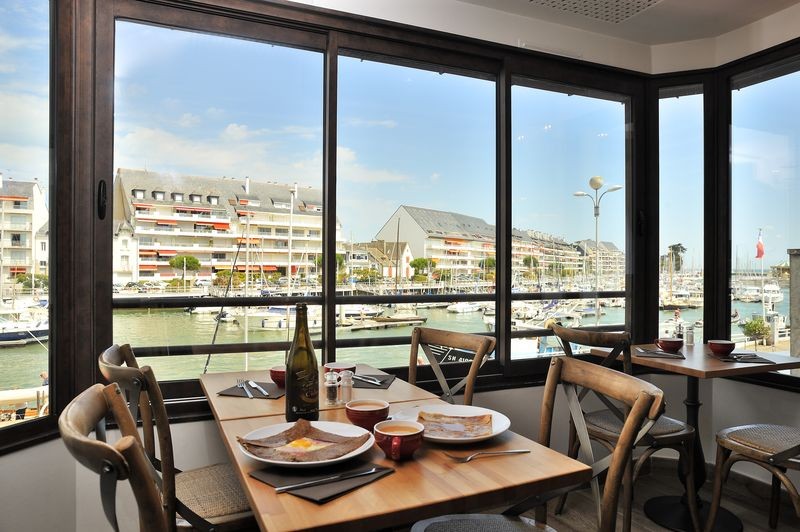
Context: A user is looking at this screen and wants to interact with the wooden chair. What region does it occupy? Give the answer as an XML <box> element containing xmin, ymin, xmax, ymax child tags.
<box><xmin>59</xmin><ymin>382</ymin><xmax>170</xmax><ymax>531</ymax></box>
<box><xmin>407</xmin><ymin>327</ymin><xmax>496</xmax><ymax>405</ymax></box>
<box><xmin>412</xmin><ymin>356</ymin><xmax>665</xmax><ymax>532</ymax></box>
<box><xmin>705</xmin><ymin>424</ymin><xmax>800</xmax><ymax>530</ymax></box>
<box><xmin>549</xmin><ymin>323</ymin><xmax>700</xmax><ymax>532</ymax></box>
<box><xmin>98</xmin><ymin>344</ymin><xmax>254</xmax><ymax>531</ymax></box>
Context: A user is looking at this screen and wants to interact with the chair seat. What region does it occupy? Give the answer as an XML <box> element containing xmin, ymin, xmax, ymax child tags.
<box><xmin>412</xmin><ymin>514</ymin><xmax>553</xmax><ymax>532</ymax></box>
<box><xmin>175</xmin><ymin>463</ymin><xmax>252</xmax><ymax>524</ymax></box>
<box><xmin>586</xmin><ymin>409</ymin><xmax>690</xmax><ymax>438</ymax></box>
<box><xmin>718</xmin><ymin>424</ymin><xmax>800</xmax><ymax>466</ymax></box>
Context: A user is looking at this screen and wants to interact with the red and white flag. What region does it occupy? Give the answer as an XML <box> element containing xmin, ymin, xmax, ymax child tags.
<box><xmin>755</xmin><ymin>229</ymin><xmax>765</xmax><ymax>259</ymax></box>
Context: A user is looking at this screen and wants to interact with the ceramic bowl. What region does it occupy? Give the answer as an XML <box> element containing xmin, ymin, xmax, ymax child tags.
<box><xmin>708</xmin><ymin>340</ymin><xmax>735</xmax><ymax>356</ymax></box>
<box><xmin>269</xmin><ymin>365</ymin><xmax>286</xmax><ymax>388</ymax></box>
<box><xmin>656</xmin><ymin>337</ymin><xmax>683</xmax><ymax>353</ymax></box>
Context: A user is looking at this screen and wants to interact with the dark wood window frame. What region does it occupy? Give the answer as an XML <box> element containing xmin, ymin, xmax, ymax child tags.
<box><xmin>6</xmin><ymin>0</ymin><xmax>799</xmax><ymax>457</ymax></box>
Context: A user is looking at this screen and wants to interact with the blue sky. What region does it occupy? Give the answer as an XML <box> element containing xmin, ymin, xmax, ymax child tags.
<box><xmin>2</xmin><ymin>8</ymin><xmax>796</xmax><ymax>266</ymax></box>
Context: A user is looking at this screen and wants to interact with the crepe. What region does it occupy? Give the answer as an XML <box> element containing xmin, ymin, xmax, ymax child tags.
<box><xmin>417</xmin><ymin>410</ymin><xmax>493</xmax><ymax>439</ymax></box>
<box><xmin>237</xmin><ymin>419</ymin><xmax>370</xmax><ymax>462</ymax></box>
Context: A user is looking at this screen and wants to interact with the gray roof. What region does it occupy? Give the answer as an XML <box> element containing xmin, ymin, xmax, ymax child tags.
<box><xmin>402</xmin><ymin>206</ymin><xmax>494</xmax><ymax>241</ymax></box>
<box><xmin>36</xmin><ymin>222</ymin><xmax>49</xmax><ymax>237</ymax></box>
<box><xmin>0</xmin><ymin>179</ymin><xmax>38</xmax><ymax>198</ymax></box>
<box><xmin>115</xmin><ymin>168</ymin><xmax>323</xmax><ymax>217</ymax></box>
<box><xmin>353</xmin><ymin>240</ymin><xmax>409</xmax><ymax>264</ymax></box>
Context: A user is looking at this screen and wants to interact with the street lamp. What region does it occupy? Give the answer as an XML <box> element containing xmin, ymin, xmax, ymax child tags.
<box><xmin>574</xmin><ymin>176</ymin><xmax>622</xmax><ymax>326</ymax></box>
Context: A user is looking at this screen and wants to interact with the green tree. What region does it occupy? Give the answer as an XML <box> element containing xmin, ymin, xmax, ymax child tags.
<box><xmin>410</xmin><ymin>258</ymin><xmax>434</xmax><ymax>275</ymax></box>
<box><xmin>665</xmin><ymin>243</ymin><xmax>687</xmax><ymax>272</ymax></box>
<box><xmin>213</xmin><ymin>270</ymin><xmax>245</xmax><ymax>288</ymax></box>
<box><xmin>169</xmin><ymin>255</ymin><xmax>201</xmax><ymax>274</ymax></box>
<box><xmin>522</xmin><ymin>255</ymin><xmax>538</xmax><ymax>270</ymax></box>
<box><xmin>314</xmin><ymin>253</ymin><xmax>345</xmax><ymax>272</ymax></box>
<box><xmin>15</xmin><ymin>273</ymin><xmax>48</xmax><ymax>289</ymax></box>
<box><xmin>742</xmin><ymin>317</ymin><xmax>771</xmax><ymax>350</ymax></box>
<box><xmin>478</xmin><ymin>257</ymin><xmax>496</xmax><ymax>270</ymax></box>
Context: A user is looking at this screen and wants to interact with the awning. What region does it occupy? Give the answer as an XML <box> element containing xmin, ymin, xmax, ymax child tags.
<box><xmin>239</xmin><ymin>199</ymin><xmax>249</xmax><ymax>205</ymax></box>
<box><xmin>213</xmin><ymin>223</ymin><xmax>230</xmax><ymax>230</ymax></box>
<box><xmin>175</xmin><ymin>206</ymin><xmax>211</xmax><ymax>213</ymax></box>
<box><xmin>157</xmin><ymin>250</ymin><xmax>177</xmax><ymax>257</ymax></box>
<box><xmin>262</xmin><ymin>265</ymin><xmax>278</xmax><ymax>272</ymax></box>
<box><xmin>137</xmin><ymin>218</ymin><xmax>156</xmax><ymax>223</ymax></box>
<box><xmin>156</xmin><ymin>219</ymin><xmax>177</xmax><ymax>225</ymax></box>
<box><xmin>138</xmin><ymin>265</ymin><xmax>157</xmax><ymax>271</ymax></box>
<box><xmin>236</xmin><ymin>265</ymin><xmax>264</xmax><ymax>271</ymax></box>
<box><xmin>213</xmin><ymin>265</ymin><xmax>232</xmax><ymax>270</ymax></box>
<box><xmin>138</xmin><ymin>250</ymin><xmax>157</xmax><ymax>256</ymax></box>
<box><xmin>194</xmin><ymin>221</ymin><xmax>215</xmax><ymax>226</ymax></box>
<box><xmin>0</xmin><ymin>195</ymin><xmax>29</xmax><ymax>201</ymax></box>
<box><xmin>132</xmin><ymin>202</ymin><xmax>154</xmax><ymax>208</ymax></box>
<box><xmin>237</xmin><ymin>238</ymin><xmax>260</xmax><ymax>245</ymax></box>
<box><xmin>237</xmin><ymin>210</ymin><xmax>256</xmax><ymax>216</ymax></box>
<box><xmin>9</xmin><ymin>267</ymin><xmax>27</xmax><ymax>273</ymax></box>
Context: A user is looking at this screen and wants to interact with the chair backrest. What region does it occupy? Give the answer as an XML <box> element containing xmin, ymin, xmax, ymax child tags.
<box><xmin>539</xmin><ymin>356</ymin><xmax>665</xmax><ymax>532</ymax></box>
<box><xmin>549</xmin><ymin>323</ymin><xmax>632</xmax><ymax>374</ymax></box>
<box><xmin>408</xmin><ymin>327</ymin><xmax>496</xmax><ymax>405</ymax></box>
<box><xmin>98</xmin><ymin>344</ymin><xmax>177</xmax><ymax>527</ymax></box>
<box><xmin>58</xmin><ymin>383</ymin><xmax>170</xmax><ymax>532</ymax></box>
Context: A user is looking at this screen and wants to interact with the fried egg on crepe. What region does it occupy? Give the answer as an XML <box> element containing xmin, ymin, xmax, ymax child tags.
<box><xmin>237</xmin><ymin>419</ymin><xmax>370</xmax><ymax>462</ymax></box>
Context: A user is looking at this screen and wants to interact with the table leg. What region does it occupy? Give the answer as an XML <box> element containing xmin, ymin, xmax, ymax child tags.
<box><xmin>643</xmin><ymin>376</ymin><xmax>742</xmax><ymax>532</ymax></box>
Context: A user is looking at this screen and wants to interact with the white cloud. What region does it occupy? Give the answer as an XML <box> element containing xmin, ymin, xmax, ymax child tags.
<box><xmin>0</xmin><ymin>142</ymin><xmax>48</xmax><ymax>181</ymax></box>
<box><xmin>221</xmin><ymin>123</ymin><xmax>263</xmax><ymax>141</ymax></box>
<box><xmin>0</xmin><ymin>91</ymin><xmax>49</xmax><ymax>147</ymax></box>
<box><xmin>430</xmin><ymin>172</ymin><xmax>441</xmax><ymax>182</ymax></box>
<box><xmin>335</xmin><ymin>146</ymin><xmax>410</xmax><ymax>183</ymax></box>
<box><xmin>206</xmin><ymin>107</ymin><xmax>225</xmax><ymax>118</ymax></box>
<box><xmin>346</xmin><ymin>118</ymin><xmax>398</xmax><ymax>129</ymax></box>
<box><xmin>178</xmin><ymin>113</ymin><xmax>200</xmax><ymax>128</ymax></box>
<box><xmin>0</xmin><ymin>63</ymin><xmax>16</xmax><ymax>74</ymax></box>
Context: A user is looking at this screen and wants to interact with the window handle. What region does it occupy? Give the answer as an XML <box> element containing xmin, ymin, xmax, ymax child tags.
<box><xmin>97</xmin><ymin>180</ymin><xmax>107</xmax><ymax>220</ymax></box>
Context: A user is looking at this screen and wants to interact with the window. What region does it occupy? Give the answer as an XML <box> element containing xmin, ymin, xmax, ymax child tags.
<box><xmin>511</xmin><ymin>79</ymin><xmax>628</xmax><ymax>358</ymax></box>
<box><xmin>212</xmin><ymin>252</ymin><xmax>227</xmax><ymax>260</ymax></box>
<box><xmin>153</xmin><ymin>191</ymin><xmax>165</xmax><ymax>200</ymax></box>
<box><xmin>0</xmin><ymin>0</ymin><xmax>51</xmax><ymax>432</ymax></box>
<box><xmin>731</xmin><ymin>60</ymin><xmax>798</xmax><ymax>356</ymax></box>
<box><xmin>659</xmin><ymin>86</ymin><xmax>704</xmax><ymax>341</ymax></box>
<box><xmin>190</xmin><ymin>194</ymin><xmax>201</xmax><ymax>203</ymax></box>
<box><xmin>133</xmin><ymin>189</ymin><xmax>145</xmax><ymax>199</ymax></box>
<box><xmin>172</xmin><ymin>192</ymin><xmax>183</xmax><ymax>202</ymax></box>
<box><xmin>208</xmin><ymin>195</ymin><xmax>219</xmax><ymax>205</ymax></box>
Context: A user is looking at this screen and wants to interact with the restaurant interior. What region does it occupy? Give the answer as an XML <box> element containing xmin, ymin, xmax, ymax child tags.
<box><xmin>2</xmin><ymin>0</ymin><xmax>800</xmax><ymax>530</ymax></box>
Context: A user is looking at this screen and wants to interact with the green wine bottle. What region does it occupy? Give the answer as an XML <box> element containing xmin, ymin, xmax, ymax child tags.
<box><xmin>285</xmin><ymin>303</ymin><xmax>319</xmax><ymax>421</ymax></box>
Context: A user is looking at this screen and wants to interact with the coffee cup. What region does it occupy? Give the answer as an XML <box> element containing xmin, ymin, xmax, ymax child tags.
<box><xmin>345</xmin><ymin>399</ymin><xmax>390</xmax><ymax>431</ymax></box>
<box><xmin>374</xmin><ymin>420</ymin><xmax>424</xmax><ymax>461</ymax></box>
<box><xmin>269</xmin><ymin>365</ymin><xmax>286</xmax><ymax>388</ymax></box>
<box><xmin>324</xmin><ymin>362</ymin><xmax>357</xmax><ymax>373</ymax></box>
<box><xmin>655</xmin><ymin>338</ymin><xmax>683</xmax><ymax>353</ymax></box>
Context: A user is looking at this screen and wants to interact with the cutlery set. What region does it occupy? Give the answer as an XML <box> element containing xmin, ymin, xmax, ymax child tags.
<box><xmin>236</xmin><ymin>378</ymin><xmax>269</xmax><ymax>398</ymax></box>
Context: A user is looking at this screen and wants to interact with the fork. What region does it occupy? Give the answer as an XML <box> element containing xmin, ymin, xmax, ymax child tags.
<box><xmin>443</xmin><ymin>449</ymin><xmax>530</xmax><ymax>463</ymax></box>
<box><xmin>236</xmin><ymin>378</ymin><xmax>253</xmax><ymax>399</ymax></box>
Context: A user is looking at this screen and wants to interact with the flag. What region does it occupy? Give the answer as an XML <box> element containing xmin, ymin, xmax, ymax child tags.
<box><xmin>755</xmin><ymin>229</ymin><xmax>765</xmax><ymax>259</ymax></box>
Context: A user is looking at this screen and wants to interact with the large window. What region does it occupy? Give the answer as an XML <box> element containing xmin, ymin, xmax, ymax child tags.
<box><xmin>0</xmin><ymin>0</ymin><xmax>51</xmax><ymax>429</ymax></box>
<box><xmin>335</xmin><ymin>55</ymin><xmax>496</xmax><ymax>367</ymax></box>
<box><xmin>112</xmin><ymin>21</ymin><xmax>324</xmax><ymax>379</ymax></box>
<box><xmin>511</xmin><ymin>80</ymin><xmax>628</xmax><ymax>358</ymax></box>
<box><xmin>658</xmin><ymin>86</ymin><xmax>704</xmax><ymax>341</ymax></box>
<box><xmin>731</xmin><ymin>61</ymin><xmax>798</xmax><ymax>356</ymax></box>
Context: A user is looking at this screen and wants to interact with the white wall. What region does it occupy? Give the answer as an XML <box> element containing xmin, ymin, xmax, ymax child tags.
<box><xmin>290</xmin><ymin>0</ymin><xmax>800</xmax><ymax>74</ymax></box>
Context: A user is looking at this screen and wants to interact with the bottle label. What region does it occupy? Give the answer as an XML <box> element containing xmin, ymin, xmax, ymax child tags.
<box><xmin>294</xmin><ymin>368</ymin><xmax>319</xmax><ymax>411</ymax></box>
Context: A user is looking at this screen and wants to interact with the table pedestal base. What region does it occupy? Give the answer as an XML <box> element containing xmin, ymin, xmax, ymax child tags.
<box><xmin>644</xmin><ymin>496</ymin><xmax>742</xmax><ymax>532</ymax></box>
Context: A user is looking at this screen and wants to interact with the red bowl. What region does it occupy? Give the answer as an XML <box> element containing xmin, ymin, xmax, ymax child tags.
<box><xmin>324</xmin><ymin>362</ymin><xmax>357</xmax><ymax>373</ymax></box>
<box><xmin>269</xmin><ymin>365</ymin><xmax>286</xmax><ymax>388</ymax></box>
<box><xmin>656</xmin><ymin>338</ymin><xmax>683</xmax><ymax>353</ymax></box>
<box><xmin>708</xmin><ymin>340</ymin><xmax>735</xmax><ymax>356</ymax></box>
<box><xmin>345</xmin><ymin>399</ymin><xmax>389</xmax><ymax>431</ymax></box>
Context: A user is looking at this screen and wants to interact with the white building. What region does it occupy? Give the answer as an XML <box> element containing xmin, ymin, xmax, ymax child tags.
<box><xmin>0</xmin><ymin>178</ymin><xmax>49</xmax><ymax>286</ymax></box>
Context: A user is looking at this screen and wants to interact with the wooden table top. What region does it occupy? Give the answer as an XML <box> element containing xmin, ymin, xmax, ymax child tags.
<box><xmin>200</xmin><ymin>364</ymin><xmax>437</xmax><ymax>421</ymax></box>
<box><xmin>591</xmin><ymin>343</ymin><xmax>800</xmax><ymax>379</ymax></box>
<box><xmin>218</xmin><ymin>400</ymin><xmax>592</xmax><ymax>531</ymax></box>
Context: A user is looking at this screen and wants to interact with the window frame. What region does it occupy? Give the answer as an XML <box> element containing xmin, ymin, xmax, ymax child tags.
<box><xmin>7</xmin><ymin>0</ymin><xmax>800</xmax><ymax>457</ymax></box>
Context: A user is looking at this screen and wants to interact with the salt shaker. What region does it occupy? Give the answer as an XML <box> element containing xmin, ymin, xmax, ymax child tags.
<box><xmin>338</xmin><ymin>370</ymin><xmax>353</xmax><ymax>405</ymax></box>
<box><xmin>323</xmin><ymin>371</ymin><xmax>339</xmax><ymax>406</ymax></box>
<box><xmin>684</xmin><ymin>325</ymin><xmax>695</xmax><ymax>346</ymax></box>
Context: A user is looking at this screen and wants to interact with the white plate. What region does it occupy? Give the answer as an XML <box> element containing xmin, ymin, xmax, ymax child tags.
<box><xmin>392</xmin><ymin>403</ymin><xmax>511</xmax><ymax>444</ymax></box>
<box><xmin>237</xmin><ymin>421</ymin><xmax>375</xmax><ymax>468</ymax></box>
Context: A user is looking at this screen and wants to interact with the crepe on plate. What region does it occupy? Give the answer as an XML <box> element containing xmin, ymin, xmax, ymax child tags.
<box><xmin>237</xmin><ymin>419</ymin><xmax>370</xmax><ymax>462</ymax></box>
<box><xmin>416</xmin><ymin>410</ymin><xmax>493</xmax><ymax>438</ymax></box>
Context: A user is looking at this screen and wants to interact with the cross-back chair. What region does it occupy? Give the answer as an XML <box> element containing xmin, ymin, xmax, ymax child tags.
<box><xmin>413</xmin><ymin>356</ymin><xmax>666</xmax><ymax>532</ymax></box>
<box><xmin>705</xmin><ymin>423</ymin><xmax>800</xmax><ymax>530</ymax></box>
<box><xmin>98</xmin><ymin>344</ymin><xmax>254</xmax><ymax>531</ymax></box>
<box><xmin>549</xmin><ymin>323</ymin><xmax>700</xmax><ymax>532</ymax></box>
<box><xmin>407</xmin><ymin>327</ymin><xmax>496</xmax><ymax>405</ymax></box>
<box><xmin>59</xmin><ymin>382</ymin><xmax>170</xmax><ymax>532</ymax></box>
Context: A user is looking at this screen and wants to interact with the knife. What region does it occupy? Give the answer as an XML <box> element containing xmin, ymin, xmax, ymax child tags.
<box><xmin>352</xmin><ymin>374</ymin><xmax>383</xmax><ymax>386</ymax></box>
<box><xmin>248</xmin><ymin>380</ymin><xmax>269</xmax><ymax>397</ymax></box>
<box><xmin>275</xmin><ymin>467</ymin><xmax>379</xmax><ymax>493</ymax></box>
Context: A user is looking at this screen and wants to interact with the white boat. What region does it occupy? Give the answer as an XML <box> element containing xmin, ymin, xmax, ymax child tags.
<box><xmin>339</xmin><ymin>305</ymin><xmax>384</xmax><ymax>318</ymax></box>
<box><xmin>0</xmin><ymin>318</ymin><xmax>49</xmax><ymax>346</ymax></box>
<box><xmin>260</xmin><ymin>306</ymin><xmax>323</xmax><ymax>332</ymax></box>
<box><xmin>446</xmin><ymin>302</ymin><xmax>483</xmax><ymax>313</ymax></box>
<box><xmin>762</xmin><ymin>283</ymin><xmax>784</xmax><ymax>304</ymax></box>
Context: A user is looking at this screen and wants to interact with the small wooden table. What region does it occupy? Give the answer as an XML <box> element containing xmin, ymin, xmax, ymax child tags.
<box><xmin>592</xmin><ymin>343</ymin><xmax>800</xmax><ymax>532</ymax></box>
<box><xmin>203</xmin><ymin>369</ymin><xmax>592</xmax><ymax>531</ymax></box>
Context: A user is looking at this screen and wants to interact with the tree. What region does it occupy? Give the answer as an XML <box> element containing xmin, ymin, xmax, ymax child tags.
<box><xmin>169</xmin><ymin>255</ymin><xmax>201</xmax><ymax>274</ymax></box>
<box><xmin>15</xmin><ymin>273</ymin><xmax>48</xmax><ymax>289</ymax></box>
<box><xmin>667</xmin><ymin>243</ymin><xmax>687</xmax><ymax>272</ymax></box>
<box><xmin>522</xmin><ymin>255</ymin><xmax>538</xmax><ymax>270</ymax></box>
<box><xmin>742</xmin><ymin>317</ymin><xmax>771</xmax><ymax>350</ymax></box>
<box><xmin>314</xmin><ymin>253</ymin><xmax>345</xmax><ymax>272</ymax></box>
<box><xmin>410</xmin><ymin>258</ymin><xmax>434</xmax><ymax>275</ymax></box>
<box><xmin>213</xmin><ymin>270</ymin><xmax>245</xmax><ymax>288</ymax></box>
<box><xmin>478</xmin><ymin>257</ymin><xmax>496</xmax><ymax>270</ymax></box>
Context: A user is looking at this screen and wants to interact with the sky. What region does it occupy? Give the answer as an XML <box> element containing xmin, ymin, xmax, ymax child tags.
<box><xmin>1</xmin><ymin>5</ymin><xmax>797</xmax><ymax>268</ymax></box>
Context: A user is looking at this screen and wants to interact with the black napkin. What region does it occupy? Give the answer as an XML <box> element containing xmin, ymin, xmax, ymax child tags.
<box><xmin>217</xmin><ymin>382</ymin><xmax>285</xmax><ymax>399</ymax></box>
<box><xmin>635</xmin><ymin>348</ymin><xmax>686</xmax><ymax>359</ymax></box>
<box><xmin>719</xmin><ymin>352</ymin><xmax>776</xmax><ymax>364</ymax></box>
<box><xmin>250</xmin><ymin>461</ymin><xmax>394</xmax><ymax>503</ymax></box>
<box><xmin>352</xmin><ymin>374</ymin><xmax>396</xmax><ymax>389</ymax></box>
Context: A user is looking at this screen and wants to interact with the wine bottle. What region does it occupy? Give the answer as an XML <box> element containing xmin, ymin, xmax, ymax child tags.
<box><xmin>285</xmin><ymin>303</ymin><xmax>319</xmax><ymax>421</ymax></box>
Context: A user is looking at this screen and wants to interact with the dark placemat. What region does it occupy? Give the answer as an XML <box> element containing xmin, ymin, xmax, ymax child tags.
<box><xmin>719</xmin><ymin>352</ymin><xmax>776</xmax><ymax>364</ymax></box>
<box><xmin>218</xmin><ymin>382</ymin><xmax>285</xmax><ymax>399</ymax></box>
<box><xmin>250</xmin><ymin>460</ymin><xmax>394</xmax><ymax>503</ymax></box>
<box><xmin>352</xmin><ymin>374</ymin><xmax>396</xmax><ymax>389</ymax></box>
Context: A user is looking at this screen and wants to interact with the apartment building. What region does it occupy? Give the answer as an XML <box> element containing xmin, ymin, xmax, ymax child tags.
<box><xmin>0</xmin><ymin>178</ymin><xmax>49</xmax><ymax>284</ymax></box>
<box><xmin>112</xmin><ymin>169</ymin><xmax>343</xmax><ymax>283</ymax></box>
<box><xmin>348</xmin><ymin>240</ymin><xmax>414</xmax><ymax>279</ymax></box>
<box><xmin>576</xmin><ymin>239</ymin><xmax>626</xmax><ymax>280</ymax></box>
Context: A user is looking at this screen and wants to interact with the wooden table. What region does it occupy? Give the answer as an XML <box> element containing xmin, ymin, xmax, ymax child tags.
<box><xmin>200</xmin><ymin>364</ymin><xmax>437</xmax><ymax>421</ymax></box>
<box><xmin>203</xmin><ymin>369</ymin><xmax>592</xmax><ymax>531</ymax></box>
<box><xmin>592</xmin><ymin>343</ymin><xmax>800</xmax><ymax>532</ymax></box>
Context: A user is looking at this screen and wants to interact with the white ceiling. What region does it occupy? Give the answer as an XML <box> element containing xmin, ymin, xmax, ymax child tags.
<box><xmin>459</xmin><ymin>0</ymin><xmax>800</xmax><ymax>44</ymax></box>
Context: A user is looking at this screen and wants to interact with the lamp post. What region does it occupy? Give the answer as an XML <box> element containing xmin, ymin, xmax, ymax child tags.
<box><xmin>574</xmin><ymin>176</ymin><xmax>622</xmax><ymax>326</ymax></box>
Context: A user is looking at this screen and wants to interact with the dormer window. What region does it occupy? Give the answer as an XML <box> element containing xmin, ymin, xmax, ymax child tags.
<box><xmin>208</xmin><ymin>195</ymin><xmax>219</xmax><ymax>205</ymax></box>
<box><xmin>172</xmin><ymin>192</ymin><xmax>183</xmax><ymax>202</ymax></box>
<box><xmin>152</xmin><ymin>190</ymin><xmax>165</xmax><ymax>200</ymax></box>
<box><xmin>190</xmin><ymin>194</ymin><xmax>201</xmax><ymax>203</ymax></box>
<box><xmin>273</xmin><ymin>199</ymin><xmax>291</xmax><ymax>210</ymax></box>
<box><xmin>304</xmin><ymin>203</ymin><xmax>322</xmax><ymax>213</ymax></box>
<box><xmin>132</xmin><ymin>189</ymin><xmax>145</xmax><ymax>199</ymax></box>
